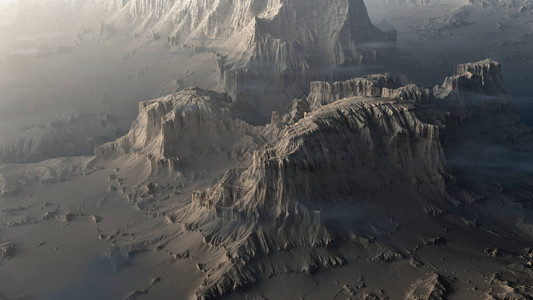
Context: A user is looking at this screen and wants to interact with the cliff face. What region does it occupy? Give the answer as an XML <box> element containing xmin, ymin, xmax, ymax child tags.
<box><xmin>0</xmin><ymin>113</ymin><xmax>119</xmax><ymax>164</ymax></box>
<box><xmin>180</xmin><ymin>96</ymin><xmax>447</xmax><ymax>298</ymax></box>
<box><xmin>468</xmin><ymin>0</ymin><xmax>533</xmax><ymax>7</ymax></box>
<box><xmin>94</xmin><ymin>87</ymin><xmax>257</xmax><ymax>172</ymax></box>
<box><xmin>117</xmin><ymin>0</ymin><xmax>391</xmax><ymax>66</ymax></box>
<box><xmin>1</xmin><ymin>1</ymin><xmax>396</xmax><ymax>169</ymax></box>
<box><xmin>111</xmin><ymin>0</ymin><xmax>396</xmax><ymax>115</ymax></box>
<box><xmin>376</xmin><ymin>0</ymin><xmax>441</xmax><ymax>7</ymax></box>
<box><xmin>89</xmin><ymin>59</ymin><xmax>533</xmax><ymax>299</ymax></box>
<box><xmin>436</xmin><ymin>59</ymin><xmax>507</xmax><ymax>97</ymax></box>
<box><xmin>434</xmin><ymin>59</ymin><xmax>533</xmax><ymax>148</ymax></box>
<box><xmin>307</xmin><ymin>73</ymin><xmax>408</xmax><ymax>109</ymax></box>
<box><xmin>200</xmin><ymin>98</ymin><xmax>447</xmax><ymax>216</ymax></box>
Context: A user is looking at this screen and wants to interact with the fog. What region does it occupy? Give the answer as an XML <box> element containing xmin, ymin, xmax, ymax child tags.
<box><xmin>0</xmin><ymin>0</ymin><xmax>225</xmax><ymax>162</ymax></box>
<box><xmin>365</xmin><ymin>1</ymin><xmax>533</xmax><ymax>116</ymax></box>
<box><xmin>1</xmin><ymin>0</ymin><xmax>533</xmax><ymax>299</ymax></box>
<box><xmin>0</xmin><ymin>0</ymin><xmax>531</xmax><ymax>163</ymax></box>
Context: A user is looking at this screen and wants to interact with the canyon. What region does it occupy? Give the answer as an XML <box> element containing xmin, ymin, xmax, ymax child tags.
<box><xmin>1</xmin><ymin>0</ymin><xmax>533</xmax><ymax>299</ymax></box>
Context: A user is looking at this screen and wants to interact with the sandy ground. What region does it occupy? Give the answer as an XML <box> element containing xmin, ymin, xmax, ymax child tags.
<box><xmin>0</xmin><ymin>162</ymin><xmax>204</xmax><ymax>299</ymax></box>
<box><xmin>0</xmin><ymin>2</ymin><xmax>533</xmax><ymax>299</ymax></box>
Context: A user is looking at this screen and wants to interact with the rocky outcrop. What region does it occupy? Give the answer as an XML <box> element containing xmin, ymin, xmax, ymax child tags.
<box><xmin>173</xmin><ymin>95</ymin><xmax>448</xmax><ymax>298</ymax></box>
<box><xmin>116</xmin><ymin>0</ymin><xmax>393</xmax><ymax>68</ymax></box>
<box><xmin>0</xmin><ymin>112</ymin><xmax>119</xmax><ymax>164</ymax></box>
<box><xmin>434</xmin><ymin>59</ymin><xmax>533</xmax><ymax>148</ymax></box>
<box><xmin>436</xmin><ymin>59</ymin><xmax>506</xmax><ymax>97</ymax></box>
<box><xmin>94</xmin><ymin>88</ymin><xmax>257</xmax><ymax>172</ymax></box>
<box><xmin>0</xmin><ymin>242</ymin><xmax>14</xmax><ymax>260</ymax></box>
<box><xmin>377</xmin><ymin>0</ymin><xmax>441</xmax><ymax>7</ymax></box>
<box><xmin>111</xmin><ymin>0</ymin><xmax>396</xmax><ymax>116</ymax></box>
<box><xmin>88</xmin><ymin>59</ymin><xmax>533</xmax><ymax>299</ymax></box>
<box><xmin>174</xmin><ymin>59</ymin><xmax>533</xmax><ymax>297</ymax></box>
<box><xmin>382</xmin><ymin>84</ymin><xmax>434</xmax><ymax>104</ymax></box>
<box><xmin>92</xmin><ymin>66</ymin><xmax>458</xmax><ymax>298</ymax></box>
<box><xmin>468</xmin><ymin>0</ymin><xmax>533</xmax><ymax>8</ymax></box>
<box><xmin>196</xmin><ymin>98</ymin><xmax>447</xmax><ymax>213</ymax></box>
<box><xmin>282</xmin><ymin>98</ymin><xmax>311</xmax><ymax>125</ymax></box>
<box><xmin>307</xmin><ymin>73</ymin><xmax>408</xmax><ymax>109</ymax></box>
<box><xmin>405</xmin><ymin>273</ymin><xmax>447</xmax><ymax>300</ymax></box>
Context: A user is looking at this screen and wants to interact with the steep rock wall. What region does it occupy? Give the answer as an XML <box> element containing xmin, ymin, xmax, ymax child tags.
<box><xmin>178</xmin><ymin>97</ymin><xmax>448</xmax><ymax>298</ymax></box>
<box><xmin>94</xmin><ymin>88</ymin><xmax>257</xmax><ymax>172</ymax></box>
<box><xmin>434</xmin><ymin>59</ymin><xmax>533</xmax><ymax>148</ymax></box>
<box><xmin>111</xmin><ymin>0</ymin><xmax>396</xmax><ymax>116</ymax></box>
<box><xmin>307</xmin><ymin>73</ymin><xmax>408</xmax><ymax>109</ymax></box>
<box><xmin>88</xmin><ymin>59</ymin><xmax>533</xmax><ymax>299</ymax></box>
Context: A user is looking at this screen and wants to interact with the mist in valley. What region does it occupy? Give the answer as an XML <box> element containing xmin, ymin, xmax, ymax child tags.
<box><xmin>1</xmin><ymin>0</ymin><xmax>533</xmax><ymax>299</ymax></box>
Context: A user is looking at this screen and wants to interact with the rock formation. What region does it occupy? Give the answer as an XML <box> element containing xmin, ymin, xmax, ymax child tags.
<box><xmin>110</xmin><ymin>0</ymin><xmax>396</xmax><ymax>115</ymax></box>
<box><xmin>434</xmin><ymin>59</ymin><xmax>533</xmax><ymax>149</ymax></box>
<box><xmin>0</xmin><ymin>242</ymin><xmax>14</xmax><ymax>260</ymax></box>
<box><xmin>0</xmin><ymin>113</ymin><xmax>119</xmax><ymax>164</ymax></box>
<box><xmin>87</xmin><ymin>58</ymin><xmax>533</xmax><ymax>298</ymax></box>
<box><xmin>3</xmin><ymin>0</ymin><xmax>533</xmax><ymax>297</ymax></box>
<box><xmin>468</xmin><ymin>0</ymin><xmax>533</xmax><ymax>8</ymax></box>
<box><xmin>93</xmin><ymin>87</ymin><xmax>261</xmax><ymax>174</ymax></box>
<box><xmin>378</xmin><ymin>0</ymin><xmax>441</xmax><ymax>7</ymax></box>
<box><xmin>307</xmin><ymin>73</ymin><xmax>408</xmax><ymax>109</ymax></box>
<box><xmin>181</xmin><ymin>97</ymin><xmax>448</xmax><ymax>298</ymax></box>
<box><xmin>0</xmin><ymin>0</ymin><xmax>397</xmax><ymax>164</ymax></box>
<box><xmin>405</xmin><ymin>273</ymin><xmax>447</xmax><ymax>300</ymax></box>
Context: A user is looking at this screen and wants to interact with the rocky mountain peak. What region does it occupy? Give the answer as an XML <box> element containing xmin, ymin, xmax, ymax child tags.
<box><xmin>111</xmin><ymin>0</ymin><xmax>396</xmax><ymax>116</ymax></box>
<box><xmin>93</xmin><ymin>88</ymin><xmax>253</xmax><ymax>172</ymax></box>
<box><xmin>453</xmin><ymin>59</ymin><xmax>505</xmax><ymax>94</ymax></box>
<box><xmin>307</xmin><ymin>73</ymin><xmax>408</xmax><ymax>109</ymax></box>
<box><xmin>436</xmin><ymin>59</ymin><xmax>507</xmax><ymax>99</ymax></box>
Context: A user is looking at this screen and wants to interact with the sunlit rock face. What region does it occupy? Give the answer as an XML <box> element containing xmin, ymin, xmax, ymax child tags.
<box><xmin>113</xmin><ymin>0</ymin><xmax>396</xmax><ymax>115</ymax></box>
<box><xmin>306</xmin><ymin>73</ymin><xmax>408</xmax><ymax>109</ymax></box>
<box><xmin>437</xmin><ymin>59</ymin><xmax>507</xmax><ymax>97</ymax></box>
<box><xmin>33</xmin><ymin>58</ymin><xmax>526</xmax><ymax>299</ymax></box>
<box><xmin>183</xmin><ymin>96</ymin><xmax>448</xmax><ymax>298</ymax></box>
<box><xmin>180</xmin><ymin>60</ymin><xmax>533</xmax><ymax>299</ymax></box>
<box><xmin>94</xmin><ymin>87</ymin><xmax>258</xmax><ymax>172</ymax></box>
<box><xmin>377</xmin><ymin>0</ymin><xmax>440</xmax><ymax>7</ymax></box>
<box><xmin>468</xmin><ymin>0</ymin><xmax>533</xmax><ymax>8</ymax></box>
<box><xmin>101</xmin><ymin>60</ymin><xmax>504</xmax><ymax>298</ymax></box>
<box><xmin>0</xmin><ymin>0</ymin><xmax>395</xmax><ymax>163</ymax></box>
<box><xmin>0</xmin><ymin>0</ymin><xmax>396</xmax><ymax>163</ymax></box>
<box><xmin>0</xmin><ymin>113</ymin><xmax>119</xmax><ymax>164</ymax></box>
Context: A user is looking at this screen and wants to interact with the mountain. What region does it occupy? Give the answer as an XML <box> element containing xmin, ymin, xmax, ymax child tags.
<box><xmin>374</xmin><ymin>0</ymin><xmax>533</xmax><ymax>8</ymax></box>
<box><xmin>2</xmin><ymin>1</ymin><xmax>533</xmax><ymax>299</ymax></box>
<box><xmin>468</xmin><ymin>0</ymin><xmax>533</xmax><ymax>7</ymax></box>
<box><xmin>0</xmin><ymin>112</ymin><xmax>120</xmax><ymax>164</ymax></box>
<box><xmin>110</xmin><ymin>0</ymin><xmax>396</xmax><ymax>116</ymax></box>
<box><xmin>93</xmin><ymin>88</ymin><xmax>259</xmax><ymax>173</ymax></box>
<box><xmin>0</xmin><ymin>0</ymin><xmax>395</xmax><ymax>164</ymax></box>
<box><xmin>377</xmin><ymin>0</ymin><xmax>440</xmax><ymax>6</ymax></box>
<box><xmin>83</xmin><ymin>59</ymin><xmax>533</xmax><ymax>298</ymax></box>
